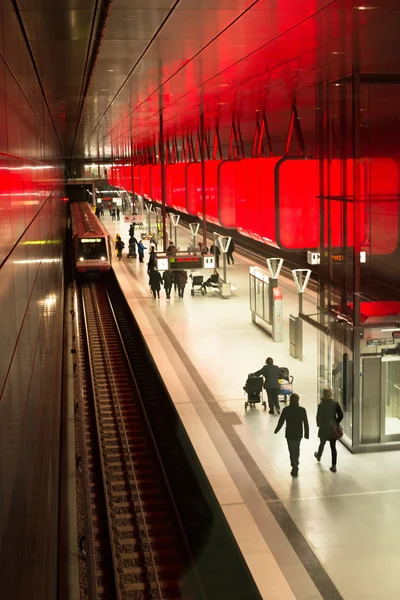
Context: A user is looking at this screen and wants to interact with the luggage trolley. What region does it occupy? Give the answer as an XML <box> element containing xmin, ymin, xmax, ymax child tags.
<box><xmin>278</xmin><ymin>367</ymin><xmax>294</xmax><ymax>403</ymax></box>
<box><xmin>190</xmin><ymin>272</ymin><xmax>205</xmax><ymax>296</ymax></box>
<box><xmin>243</xmin><ymin>375</ymin><xmax>266</xmax><ymax>410</ymax></box>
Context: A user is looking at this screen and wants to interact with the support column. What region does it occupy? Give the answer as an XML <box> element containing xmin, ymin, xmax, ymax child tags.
<box><xmin>159</xmin><ymin>63</ymin><xmax>167</xmax><ymax>252</ymax></box>
<box><xmin>200</xmin><ymin>111</ymin><xmax>207</xmax><ymax>246</ymax></box>
<box><xmin>352</xmin><ymin>68</ymin><xmax>362</xmax><ymax>447</ymax></box>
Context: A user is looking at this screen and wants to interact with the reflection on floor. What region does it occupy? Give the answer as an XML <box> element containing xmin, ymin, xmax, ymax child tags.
<box><xmin>103</xmin><ymin>214</ymin><xmax>400</xmax><ymax>600</ymax></box>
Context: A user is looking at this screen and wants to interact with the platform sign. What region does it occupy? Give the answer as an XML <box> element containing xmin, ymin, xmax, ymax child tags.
<box><xmin>307</xmin><ymin>250</ymin><xmax>366</xmax><ymax>265</ymax></box>
<box><xmin>156</xmin><ymin>257</ymin><xmax>169</xmax><ymax>271</ymax></box>
<box><xmin>203</xmin><ymin>255</ymin><xmax>215</xmax><ymax>269</ymax></box>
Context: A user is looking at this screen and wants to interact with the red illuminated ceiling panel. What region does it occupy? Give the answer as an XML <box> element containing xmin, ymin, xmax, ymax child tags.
<box><xmin>218</xmin><ymin>160</ymin><xmax>237</xmax><ymax>228</ymax></box>
<box><xmin>166</xmin><ymin>163</ymin><xmax>187</xmax><ymax>213</ymax></box>
<box><xmin>259</xmin><ymin>158</ymin><xmax>281</xmax><ymax>247</ymax></box>
<box><xmin>205</xmin><ymin>160</ymin><xmax>221</xmax><ymax>225</ymax></box>
<box><xmin>276</xmin><ymin>158</ymin><xmax>320</xmax><ymax>250</ymax></box>
<box><xmin>186</xmin><ymin>162</ymin><xmax>200</xmax><ymax>216</ymax></box>
<box><xmin>150</xmin><ymin>164</ymin><xmax>161</xmax><ymax>203</ymax></box>
<box><xmin>366</xmin><ymin>158</ymin><xmax>399</xmax><ymax>255</ymax></box>
<box><xmin>133</xmin><ymin>165</ymin><xmax>142</xmax><ymax>196</ymax></box>
<box><xmin>186</xmin><ymin>161</ymin><xmax>221</xmax><ymax>224</ymax></box>
<box><xmin>141</xmin><ymin>164</ymin><xmax>152</xmax><ymax>199</ymax></box>
<box><xmin>235</xmin><ymin>160</ymin><xmax>249</xmax><ymax>238</ymax></box>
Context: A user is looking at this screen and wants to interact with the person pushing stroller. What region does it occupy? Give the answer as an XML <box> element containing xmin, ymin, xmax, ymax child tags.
<box><xmin>252</xmin><ymin>357</ymin><xmax>288</xmax><ymax>415</ymax></box>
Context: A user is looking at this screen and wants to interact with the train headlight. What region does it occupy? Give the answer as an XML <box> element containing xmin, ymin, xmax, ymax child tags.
<box><xmin>79</xmin><ymin>257</ymin><xmax>84</xmax><ymax>262</ymax></box>
<box><xmin>100</xmin><ymin>256</ymin><xmax>106</xmax><ymax>261</ymax></box>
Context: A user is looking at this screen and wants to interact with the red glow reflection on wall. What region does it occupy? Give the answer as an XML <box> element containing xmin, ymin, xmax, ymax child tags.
<box><xmin>166</xmin><ymin>163</ymin><xmax>187</xmax><ymax>212</ymax></box>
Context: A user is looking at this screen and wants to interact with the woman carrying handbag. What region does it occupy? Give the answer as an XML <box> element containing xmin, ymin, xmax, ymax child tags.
<box><xmin>314</xmin><ymin>388</ymin><xmax>344</xmax><ymax>472</ymax></box>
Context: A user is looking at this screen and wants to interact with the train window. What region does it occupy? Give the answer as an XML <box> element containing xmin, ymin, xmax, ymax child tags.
<box><xmin>78</xmin><ymin>238</ymin><xmax>107</xmax><ymax>260</ymax></box>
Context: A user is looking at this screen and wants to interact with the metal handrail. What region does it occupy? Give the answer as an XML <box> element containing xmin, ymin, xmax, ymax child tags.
<box><xmin>89</xmin><ymin>283</ymin><xmax>164</xmax><ymax>599</ymax></box>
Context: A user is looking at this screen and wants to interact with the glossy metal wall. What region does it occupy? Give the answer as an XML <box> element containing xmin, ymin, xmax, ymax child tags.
<box><xmin>0</xmin><ymin>2</ymin><xmax>64</xmax><ymax>598</ymax></box>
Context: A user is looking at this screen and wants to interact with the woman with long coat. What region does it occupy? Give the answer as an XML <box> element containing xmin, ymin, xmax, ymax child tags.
<box><xmin>314</xmin><ymin>389</ymin><xmax>344</xmax><ymax>472</ymax></box>
<box><xmin>149</xmin><ymin>268</ymin><xmax>162</xmax><ymax>299</ymax></box>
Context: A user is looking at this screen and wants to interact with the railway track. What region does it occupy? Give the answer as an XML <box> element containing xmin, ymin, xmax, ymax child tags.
<box><xmin>75</xmin><ymin>281</ymin><xmax>198</xmax><ymax>600</ymax></box>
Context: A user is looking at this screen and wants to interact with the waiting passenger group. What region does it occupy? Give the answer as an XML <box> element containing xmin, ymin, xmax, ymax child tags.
<box><xmin>119</xmin><ymin>222</ymin><xmax>235</xmax><ymax>300</ymax></box>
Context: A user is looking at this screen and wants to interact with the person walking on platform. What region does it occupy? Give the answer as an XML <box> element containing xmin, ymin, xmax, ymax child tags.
<box><xmin>162</xmin><ymin>269</ymin><xmax>174</xmax><ymax>299</ymax></box>
<box><xmin>314</xmin><ymin>388</ymin><xmax>344</xmax><ymax>472</ymax></box>
<box><xmin>253</xmin><ymin>357</ymin><xmax>287</xmax><ymax>415</ymax></box>
<box><xmin>147</xmin><ymin>247</ymin><xmax>157</xmax><ymax>274</ymax></box>
<box><xmin>166</xmin><ymin>240</ymin><xmax>177</xmax><ymax>256</ymax></box>
<box><xmin>111</xmin><ymin>208</ymin><xmax>116</xmax><ymax>221</ymax></box>
<box><xmin>227</xmin><ymin>238</ymin><xmax>235</xmax><ymax>264</ymax></box>
<box><xmin>274</xmin><ymin>393</ymin><xmax>309</xmax><ymax>477</ymax></box>
<box><xmin>128</xmin><ymin>235</ymin><xmax>137</xmax><ymax>258</ymax></box>
<box><xmin>115</xmin><ymin>237</ymin><xmax>125</xmax><ymax>261</ymax></box>
<box><xmin>116</xmin><ymin>206</ymin><xmax>120</xmax><ymax>221</ymax></box>
<box><xmin>176</xmin><ymin>270</ymin><xmax>187</xmax><ymax>298</ymax></box>
<box><xmin>137</xmin><ymin>240</ymin><xmax>146</xmax><ymax>263</ymax></box>
<box><xmin>149</xmin><ymin>268</ymin><xmax>163</xmax><ymax>299</ymax></box>
<box><xmin>210</xmin><ymin>242</ymin><xmax>220</xmax><ymax>268</ymax></box>
<box><xmin>129</xmin><ymin>222</ymin><xmax>136</xmax><ymax>237</ymax></box>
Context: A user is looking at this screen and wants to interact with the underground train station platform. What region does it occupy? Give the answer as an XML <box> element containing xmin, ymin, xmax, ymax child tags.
<box><xmin>104</xmin><ymin>215</ymin><xmax>400</xmax><ymax>600</ymax></box>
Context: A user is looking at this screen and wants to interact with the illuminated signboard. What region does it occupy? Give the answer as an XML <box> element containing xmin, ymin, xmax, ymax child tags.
<box><xmin>81</xmin><ymin>238</ymin><xmax>102</xmax><ymax>243</ymax></box>
<box><xmin>169</xmin><ymin>256</ymin><xmax>203</xmax><ymax>270</ymax></box>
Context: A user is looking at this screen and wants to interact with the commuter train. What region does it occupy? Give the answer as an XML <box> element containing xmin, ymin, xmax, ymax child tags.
<box><xmin>71</xmin><ymin>202</ymin><xmax>112</xmax><ymax>273</ymax></box>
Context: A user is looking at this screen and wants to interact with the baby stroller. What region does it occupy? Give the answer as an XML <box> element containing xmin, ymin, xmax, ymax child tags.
<box><xmin>243</xmin><ymin>375</ymin><xmax>266</xmax><ymax>410</ymax></box>
<box><xmin>278</xmin><ymin>367</ymin><xmax>294</xmax><ymax>403</ymax></box>
<box><xmin>190</xmin><ymin>272</ymin><xmax>205</xmax><ymax>296</ymax></box>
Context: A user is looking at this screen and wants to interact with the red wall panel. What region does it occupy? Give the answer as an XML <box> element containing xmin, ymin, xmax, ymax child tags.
<box><xmin>141</xmin><ymin>164</ymin><xmax>152</xmax><ymax>199</ymax></box>
<box><xmin>150</xmin><ymin>164</ymin><xmax>161</xmax><ymax>203</ymax></box>
<box><xmin>366</xmin><ymin>158</ymin><xmax>398</xmax><ymax>255</ymax></box>
<box><xmin>276</xmin><ymin>158</ymin><xmax>320</xmax><ymax>249</ymax></box>
<box><xmin>186</xmin><ymin>162</ymin><xmax>201</xmax><ymax>216</ymax></box>
<box><xmin>218</xmin><ymin>160</ymin><xmax>237</xmax><ymax>228</ymax></box>
<box><xmin>166</xmin><ymin>162</ymin><xmax>187</xmax><ymax>212</ymax></box>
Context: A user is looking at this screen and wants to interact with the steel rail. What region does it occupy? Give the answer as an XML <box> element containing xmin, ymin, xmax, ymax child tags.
<box><xmin>81</xmin><ymin>282</ymin><xmax>163</xmax><ymax>599</ymax></box>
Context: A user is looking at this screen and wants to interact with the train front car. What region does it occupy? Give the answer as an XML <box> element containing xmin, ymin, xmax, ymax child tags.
<box><xmin>71</xmin><ymin>202</ymin><xmax>112</xmax><ymax>273</ymax></box>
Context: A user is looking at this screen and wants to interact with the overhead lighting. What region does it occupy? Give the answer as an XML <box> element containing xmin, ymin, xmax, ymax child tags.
<box><xmin>354</xmin><ymin>5</ymin><xmax>378</xmax><ymax>10</ymax></box>
<box><xmin>381</xmin><ymin>328</ymin><xmax>400</xmax><ymax>332</ymax></box>
<box><xmin>108</xmin><ymin>69</ymin><xmax>114</xmax><ymax>72</ymax></box>
<box><xmin>332</xmin><ymin>51</ymin><xmax>346</xmax><ymax>55</ymax></box>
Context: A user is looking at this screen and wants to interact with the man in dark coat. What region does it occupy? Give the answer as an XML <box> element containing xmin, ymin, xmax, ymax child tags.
<box><xmin>314</xmin><ymin>388</ymin><xmax>344</xmax><ymax>472</ymax></box>
<box><xmin>162</xmin><ymin>269</ymin><xmax>174</xmax><ymax>299</ymax></box>
<box><xmin>274</xmin><ymin>393</ymin><xmax>309</xmax><ymax>477</ymax></box>
<box><xmin>149</xmin><ymin>268</ymin><xmax>162</xmax><ymax>299</ymax></box>
<box><xmin>176</xmin><ymin>270</ymin><xmax>187</xmax><ymax>298</ymax></box>
<box><xmin>227</xmin><ymin>238</ymin><xmax>235</xmax><ymax>264</ymax></box>
<box><xmin>210</xmin><ymin>242</ymin><xmax>220</xmax><ymax>268</ymax></box>
<box><xmin>253</xmin><ymin>357</ymin><xmax>287</xmax><ymax>415</ymax></box>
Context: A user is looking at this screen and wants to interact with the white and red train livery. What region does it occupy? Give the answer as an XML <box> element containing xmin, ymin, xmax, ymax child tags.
<box><xmin>71</xmin><ymin>202</ymin><xmax>112</xmax><ymax>272</ymax></box>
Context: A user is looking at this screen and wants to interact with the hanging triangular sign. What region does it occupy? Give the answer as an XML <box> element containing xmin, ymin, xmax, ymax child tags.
<box><xmin>170</xmin><ymin>214</ymin><xmax>180</xmax><ymax>226</ymax></box>
<box><xmin>266</xmin><ymin>258</ymin><xmax>283</xmax><ymax>279</ymax></box>
<box><xmin>189</xmin><ymin>223</ymin><xmax>200</xmax><ymax>236</ymax></box>
<box><xmin>292</xmin><ymin>269</ymin><xmax>311</xmax><ymax>293</ymax></box>
<box><xmin>219</xmin><ymin>236</ymin><xmax>231</xmax><ymax>253</ymax></box>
